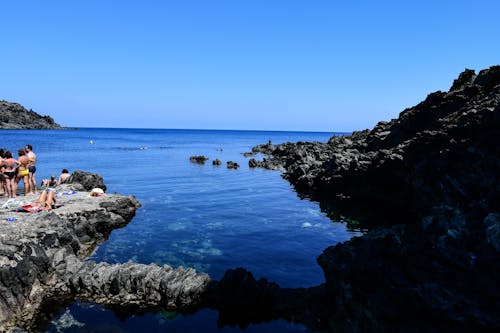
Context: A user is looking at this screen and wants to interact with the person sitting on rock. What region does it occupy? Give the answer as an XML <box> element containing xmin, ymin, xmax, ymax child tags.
<box><xmin>41</xmin><ymin>175</ymin><xmax>57</xmax><ymax>187</ymax></box>
<box><xmin>41</xmin><ymin>169</ymin><xmax>70</xmax><ymax>187</ymax></box>
<box><xmin>57</xmin><ymin>169</ymin><xmax>71</xmax><ymax>185</ymax></box>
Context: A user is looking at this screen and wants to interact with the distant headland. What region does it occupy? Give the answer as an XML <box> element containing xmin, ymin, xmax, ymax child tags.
<box><xmin>0</xmin><ymin>100</ymin><xmax>64</xmax><ymax>130</ymax></box>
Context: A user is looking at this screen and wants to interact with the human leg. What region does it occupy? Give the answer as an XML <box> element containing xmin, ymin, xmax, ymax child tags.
<box><xmin>45</xmin><ymin>190</ymin><xmax>56</xmax><ymax>208</ymax></box>
<box><xmin>0</xmin><ymin>175</ymin><xmax>5</xmax><ymax>196</ymax></box>
<box><xmin>13</xmin><ymin>175</ymin><xmax>19</xmax><ymax>198</ymax></box>
<box><xmin>5</xmin><ymin>177</ymin><xmax>13</xmax><ymax>198</ymax></box>
<box><xmin>22</xmin><ymin>175</ymin><xmax>31</xmax><ymax>196</ymax></box>
<box><xmin>35</xmin><ymin>190</ymin><xmax>47</xmax><ymax>206</ymax></box>
<box><xmin>29</xmin><ymin>166</ymin><xmax>37</xmax><ymax>194</ymax></box>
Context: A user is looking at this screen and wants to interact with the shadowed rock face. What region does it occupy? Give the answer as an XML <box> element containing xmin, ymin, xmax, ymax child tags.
<box><xmin>0</xmin><ymin>101</ymin><xmax>63</xmax><ymax>130</ymax></box>
<box><xmin>249</xmin><ymin>66</ymin><xmax>500</xmax><ymax>332</ymax></box>
<box><xmin>253</xmin><ymin>66</ymin><xmax>500</xmax><ymax>228</ymax></box>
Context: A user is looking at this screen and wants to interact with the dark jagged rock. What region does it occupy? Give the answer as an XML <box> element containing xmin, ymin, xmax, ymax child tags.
<box><xmin>253</xmin><ymin>66</ymin><xmax>500</xmax><ymax>227</ymax></box>
<box><xmin>189</xmin><ymin>155</ymin><xmax>209</xmax><ymax>164</ymax></box>
<box><xmin>70</xmin><ymin>261</ymin><xmax>210</xmax><ymax>311</ymax></box>
<box><xmin>0</xmin><ymin>100</ymin><xmax>64</xmax><ymax>130</ymax></box>
<box><xmin>252</xmin><ymin>140</ymin><xmax>275</xmax><ymax>155</ymax></box>
<box><xmin>249</xmin><ymin>66</ymin><xmax>500</xmax><ymax>332</ymax></box>
<box><xmin>226</xmin><ymin>161</ymin><xmax>240</xmax><ymax>169</ymax></box>
<box><xmin>202</xmin><ymin>268</ymin><xmax>331</xmax><ymax>331</ymax></box>
<box><xmin>317</xmin><ymin>208</ymin><xmax>500</xmax><ymax>333</ymax></box>
<box><xmin>248</xmin><ymin>158</ymin><xmax>259</xmax><ymax>168</ymax></box>
<box><xmin>66</xmin><ymin>170</ymin><xmax>107</xmax><ymax>191</ymax></box>
<box><xmin>248</xmin><ymin>157</ymin><xmax>283</xmax><ymax>170</ymax></box>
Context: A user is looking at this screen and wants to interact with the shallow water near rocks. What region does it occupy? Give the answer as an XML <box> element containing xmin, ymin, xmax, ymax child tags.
<box><xmin>1</xmin><ymin>128</ymin><xmax>360</xmax><ymax>332</ymax></box>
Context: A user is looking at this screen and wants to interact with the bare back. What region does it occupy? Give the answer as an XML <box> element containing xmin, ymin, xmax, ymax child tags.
<box><xmin>27</xmin><ymin>151</ymin><xmax>36</xmax><ymax>166</ymax></box>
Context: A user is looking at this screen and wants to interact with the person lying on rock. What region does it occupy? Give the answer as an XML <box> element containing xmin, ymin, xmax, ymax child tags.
<box><xmin>33</xmin><ymin>188</ymin><xmax>57</xmax><ymax>210</ymax></box>
<box><xmin>17</xmin><ymin>188</ymin><xmax>59</xmax><ymax>213</ymax></box>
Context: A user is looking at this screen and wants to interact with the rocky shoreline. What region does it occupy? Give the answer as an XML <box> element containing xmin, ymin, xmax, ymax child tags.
<box><xmin>0</xmin><ymin>172</ymin><xmax>212</xmax><ymax>332</ymax></box>
<box><xmin>2</xmin><ymin>66</ymin><xmax>498</xmax><ymax>332</ymax></box>
<box><xmin>0</xmin><ymin>101</ymin><xmax>63</xmax><ymax>130</ymax></box>
<box><xmin>248</xmin><ymin>66</ymin><xmax>500</xmax><ymax>331</ymax></box>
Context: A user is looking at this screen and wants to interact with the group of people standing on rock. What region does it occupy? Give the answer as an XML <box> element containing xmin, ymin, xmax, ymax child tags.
<box><xmin>0</xmin><ymin>144</ymin><xmax>71</xmax><ymax>199</ymax></box>
<box><xmin>0</xmin><ymin>144</ymin><xmax>37</xmax><ymax>198</ymax></box>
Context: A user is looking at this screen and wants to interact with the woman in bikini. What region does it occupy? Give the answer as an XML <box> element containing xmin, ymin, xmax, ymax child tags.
<box><xmin>34</xmin><ymin>188</ymin><xmax>57</xmax><ymax>210</ymax></box>
<box><xmin>16</xmin><ymin>148</ymin><xmax>32</xmax><ymax>196</ymax></box>
<box><xmin>2</xmin><ymin>151</ymin><xmax>19</xmax><ymax>198</ymax></box>
<box><xmin>0</xmin><ymin>149</ymin><xmax>6</xmax><ymax>196</ymax></box>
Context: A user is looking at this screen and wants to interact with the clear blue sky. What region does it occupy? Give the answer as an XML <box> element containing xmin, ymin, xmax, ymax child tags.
<box><xmin>1</xmin><ymin>1</ymin><xmax>499</xmax><ymax>132</ymax></box>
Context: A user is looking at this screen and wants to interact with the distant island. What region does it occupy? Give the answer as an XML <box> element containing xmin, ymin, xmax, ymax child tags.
<box><xmin>0</xmin><ymin>100</ymin><xmax>63</xmax><ymax>129</ymax></box>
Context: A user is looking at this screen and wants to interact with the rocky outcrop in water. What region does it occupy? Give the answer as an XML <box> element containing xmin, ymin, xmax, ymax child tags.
<box><xmin>0</xmin><ymin>101</ymin><xmax>63</xmax><ymax>129</ymax></box>
<box><xmin>249</xmin><ymin>66</ymin><xmax>500</xmax><ymax>332</ymax></box>
<box><xmin>189</xmin><ymin>155</ymin><xmax>209</xmax><ymax>164</ymax></box>
<box><xmin>70</xmin><ymin>261</ymin><xmax>210</xmax><ymax>311</ymax></box>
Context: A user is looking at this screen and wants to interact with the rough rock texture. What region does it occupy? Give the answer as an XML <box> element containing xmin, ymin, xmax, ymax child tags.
<box><xmin>0</xmin><ymin>175</ymin><xmax>210</xmax><ymax>332</ymax></box>
<box><xmin>70</xmin><ymin>262</ymin><xmax>209</xmax><ymax>311</ymax></box>
<box><xmin>189</xmin><ymin>155</ymin><xmax>209</xmax><ymax>164</ymax></box>
<box><xmin>66</xmin><ymin>170</ymin><xmax>107</xmax><ymax>191</ymax></box>
<box><xmin>0</xmin><ymin>192</ymin><xmax>139</xmax><ymax>331</ymax></box>
<box><xmin>249</xmin><ymin>66</ymin><xmax>500</xmax><ymax>332</ymax></box>
<box><xmin>0</xmin><ymin>101</ymin><xmax>63</xmax><ymax>130</ymax></box>
<box><xmin>255</xmin><ymin>66</ymin><xmax>500</xmax><ymax>228</ymax></box>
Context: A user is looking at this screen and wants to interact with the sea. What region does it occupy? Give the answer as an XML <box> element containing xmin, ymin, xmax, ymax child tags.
<box><xmin>1</xmin><ymin>128</ymin><xmax>361</xmax><ymax>333</ymax></box>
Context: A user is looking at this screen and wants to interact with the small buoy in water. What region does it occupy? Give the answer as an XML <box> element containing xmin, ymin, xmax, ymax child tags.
<box><xmin>90</xmin><ymin>140</ymin><xmax>94</xmax><ymax>144</ymax></box>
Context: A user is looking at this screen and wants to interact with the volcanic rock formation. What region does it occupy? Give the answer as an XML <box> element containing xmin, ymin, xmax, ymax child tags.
<box><xmin>250</xmin><ymin>66</ymin><xmax>500</xmax><ymax>332</ymax></box>
<box><xmin>0</xmin><ymin>101</ymin><xmax>63</xmax><ymax>129</ymax></box>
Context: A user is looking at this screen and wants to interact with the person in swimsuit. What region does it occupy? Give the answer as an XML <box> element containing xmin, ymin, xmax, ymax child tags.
<box><xmin>57</xmin><ymin>169</ymin><xmax>71</xmax><ymax>185</ymax></box>
<box><xmin>41</xmin><ymin>175</ymin><xmax>57</xmax><ymax>187</ymax></box>
<box><xmin>25</xmin><ymin>144</ymin><xmax>37</xmax><ymax>195</ymax></box>
<box><xmin>16</xmin><ymin>148</ymin><xmax>32</xmax><ymax>196</ymax></box>
<box><xmin>2</xmin><ymin>151</ymin><xmax>19</xmax><ymax>198</ymax></box>
<box><xmin>34</xmin><ymin>187</ymin><xmax>57</xmax><ymax>210</ymax></box>
<box><xmin>0</xmin><ymin>149</ymin><xmax>6</xmax><ymax>196</ymax></box>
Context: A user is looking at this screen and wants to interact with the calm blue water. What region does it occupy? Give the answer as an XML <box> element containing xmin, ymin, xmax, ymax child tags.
<box><xmin>1</xmin><ymin>128</ymin><xmax>359</xmax><ymax>332</ymax></box>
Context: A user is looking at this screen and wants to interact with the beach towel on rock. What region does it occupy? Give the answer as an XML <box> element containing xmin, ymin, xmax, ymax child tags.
<box><xmin>17</xmin><ymin>204</ymin><xmax>43</xmax><ymax>213</ymax></box>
